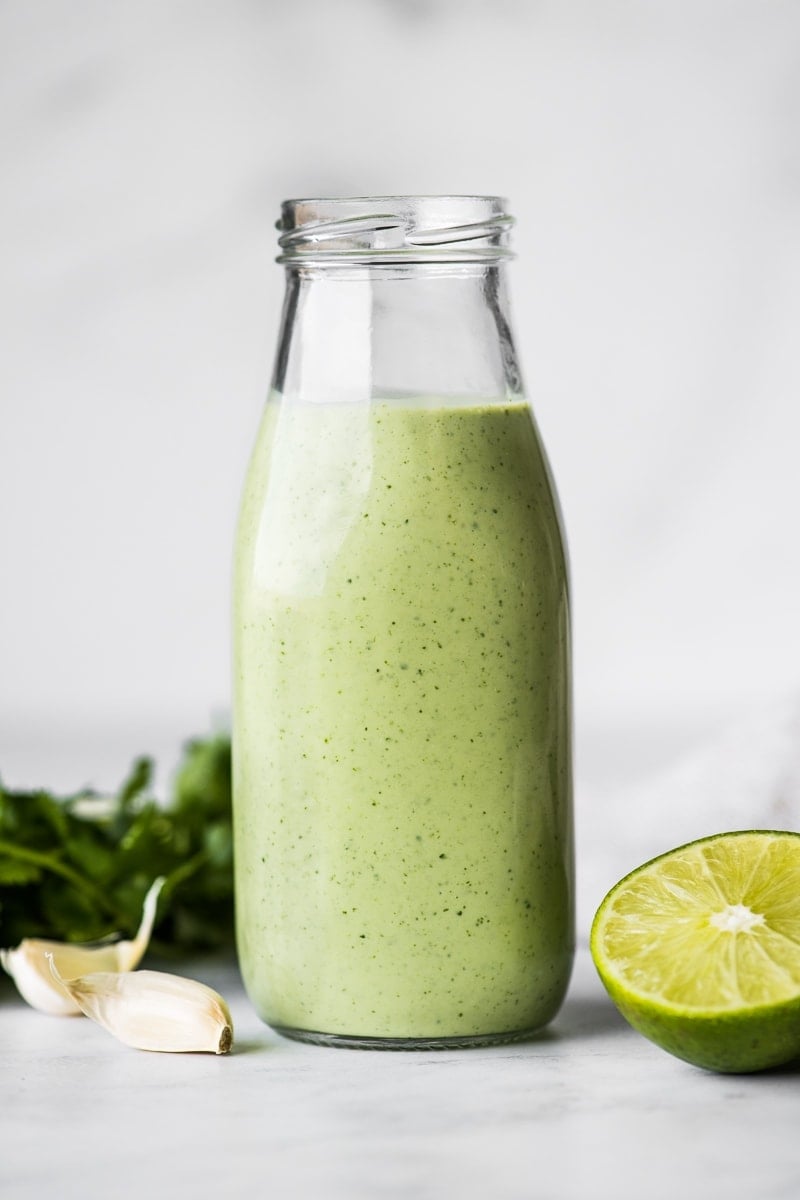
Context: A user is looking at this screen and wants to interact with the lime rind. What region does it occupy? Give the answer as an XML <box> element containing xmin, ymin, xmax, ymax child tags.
<box><xmin>591</xmin><ymin>830</ymin><xmax>800</xmax><ymax>1073</ymax></box>
<box><xmin>599</xmin><ymin>967</ymin><xmax>800</xmax><ymax>1074</ymax></box>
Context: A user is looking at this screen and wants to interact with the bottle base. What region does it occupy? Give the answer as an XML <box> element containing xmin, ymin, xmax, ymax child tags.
<box><xmin>270</xmin><ymin>1024</ymin><xmax>547</xmax><ymax>1051</ymax></box>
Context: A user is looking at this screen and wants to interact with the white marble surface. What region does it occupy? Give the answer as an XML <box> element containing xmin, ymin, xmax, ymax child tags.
<box><xmin>3</xmin><ymin>946</ymin><xmax>799</xmax><ymax>1200</ymax></box>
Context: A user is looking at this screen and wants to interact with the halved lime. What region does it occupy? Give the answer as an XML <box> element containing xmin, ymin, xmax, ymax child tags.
<box><xmin>590</xmin><ymin>830</ymin><xmax>800</xmax><ymax>1073</ymax></box>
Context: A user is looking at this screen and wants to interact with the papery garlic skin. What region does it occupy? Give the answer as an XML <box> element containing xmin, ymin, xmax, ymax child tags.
<box><xmin>0</xmin><ymin>876</ymin><xmax>164</xmax><ymax>1015</ymax></box>
<box><xmin>51</xmin><ymin>964</ymin><xmax>234</xmax><ymax>1054</ymax></box>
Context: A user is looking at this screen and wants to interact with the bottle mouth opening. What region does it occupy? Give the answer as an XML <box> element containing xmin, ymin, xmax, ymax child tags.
<box><xmin>277</xmin><ymin>196</ymin><xmax>514</xmax><ymax>264</ymax></box>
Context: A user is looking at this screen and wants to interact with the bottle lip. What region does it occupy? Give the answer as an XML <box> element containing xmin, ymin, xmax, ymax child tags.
<box><xmin>277</xmin><ymin>196</ymin><xmax>514</xmax><ymax>265</ymax></box>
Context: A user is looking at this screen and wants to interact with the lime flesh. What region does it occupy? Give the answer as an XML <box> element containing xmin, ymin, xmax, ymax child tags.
<box><xmin>590</xmin><ymin>830</ymin><xmax>800</xmax><ymax>1073</ymax></box>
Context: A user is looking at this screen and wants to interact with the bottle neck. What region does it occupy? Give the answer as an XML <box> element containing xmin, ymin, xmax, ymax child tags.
<box><xmin>272</xmin><ymin>262</ymin><xmax>522</xmax><ymax>405</ymax></box>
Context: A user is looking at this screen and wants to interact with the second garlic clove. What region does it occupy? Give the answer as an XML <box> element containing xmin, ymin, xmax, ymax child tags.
<box><xmin>0</xmin><ymin>876</ymin><xmax>165</xmax><ymax>1015</ymax></box>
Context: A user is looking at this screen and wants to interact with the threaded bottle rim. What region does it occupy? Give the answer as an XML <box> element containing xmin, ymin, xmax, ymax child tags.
<box><xmin>277</xmin><ymin>196</ymin><xmax>514</xmax><ymax>265</ymax></box>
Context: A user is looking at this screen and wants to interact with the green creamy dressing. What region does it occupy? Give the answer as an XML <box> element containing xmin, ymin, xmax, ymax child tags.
<box><xmin>233</xmin><ymin>397</ymin><xmax>573</xmax><ymax>1040</ymax></box>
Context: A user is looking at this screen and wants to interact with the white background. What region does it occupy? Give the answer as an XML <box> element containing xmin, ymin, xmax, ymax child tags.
<box><xmin>2</xmin><ymin>1</ymin><xmax>799</xmax><ymax>919</ymax></box>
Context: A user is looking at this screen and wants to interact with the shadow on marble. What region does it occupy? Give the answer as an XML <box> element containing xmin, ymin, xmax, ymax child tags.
<box><xmin>554</xmin><ymin>993</ymin><xmax>629</xmax><ymax>1041</ymax></box>
<box><xmin>755</xmin><ymin>1057</ymin><xmax>800</xmax><ymax>1079</ymax></box>
<box><xmin>0</xmin><ymin>981</ymin><xmax>23</xmax><ymax>1008</ymax></box>
<box><xmin>230</xmin><ymin>1037</ymin><xmax>277</xmax><ymax>1056</ymax></box>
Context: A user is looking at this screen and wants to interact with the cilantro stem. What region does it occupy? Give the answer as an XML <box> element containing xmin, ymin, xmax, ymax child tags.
<box><xmin>0</xmin><ymin>839</ymin><xmax>118</xmax><ymax>919</ymax></box>
<box><xmin>162</xmin><ymin>849</ymin><xmax>208</xmax><ymax>896</ymax></box>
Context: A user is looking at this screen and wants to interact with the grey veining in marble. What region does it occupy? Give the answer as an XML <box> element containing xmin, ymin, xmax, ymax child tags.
<box><xmin>3</xmin><ymin>949</ymin><xmax>799</xmax><ymax>1200</ymax></box>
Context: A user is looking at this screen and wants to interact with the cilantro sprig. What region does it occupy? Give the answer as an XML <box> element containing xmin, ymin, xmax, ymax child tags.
<box><xmin>0</xmin><ymin>735</ymin><xmax>234</xmax><ymax>954</ymax></box>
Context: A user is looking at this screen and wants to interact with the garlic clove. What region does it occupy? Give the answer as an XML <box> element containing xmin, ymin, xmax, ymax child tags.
<box><xmin>0</xmin><ymin>876</ymin><xmax>164</xmax><ymax>1015</ymax></box>
<box><xmin>49</xmin><ymin>962</ymin><xmax>234</xmax><ymax>1054</ymax></box>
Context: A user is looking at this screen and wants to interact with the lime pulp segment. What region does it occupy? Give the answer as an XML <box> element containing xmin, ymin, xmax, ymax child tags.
<box><xmin>592</xmin><ymin>831</ymin><xmax>800</xmax><ymax>1012</ymax></box>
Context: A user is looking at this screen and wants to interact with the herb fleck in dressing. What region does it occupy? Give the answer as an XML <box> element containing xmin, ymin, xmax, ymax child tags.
<box><xmin>233</xmin><ymin>399</ymin><xmax>573</xmax><ymax>1040</ymax></box>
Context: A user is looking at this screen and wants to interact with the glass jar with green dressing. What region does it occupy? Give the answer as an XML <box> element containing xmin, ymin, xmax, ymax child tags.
<box><xmin>233</xmin><ymin>196</ymin><xmax>573</xmax><ymax>1047</ymax></box>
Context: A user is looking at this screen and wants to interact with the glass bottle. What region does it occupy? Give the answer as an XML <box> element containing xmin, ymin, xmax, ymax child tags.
<box><xmin>233</xmin><ymin>196</ymin><xmax>573</xmax><ymax>1048</ymax></box>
